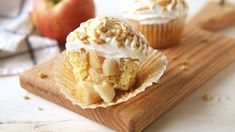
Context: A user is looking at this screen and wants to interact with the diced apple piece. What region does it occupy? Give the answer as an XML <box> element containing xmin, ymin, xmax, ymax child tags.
<box><xmin>102</xmin><ymin>58</ymin><xmax>121</xmax><ymax>76</ymax></box>
<box><xmin>94</xmin><ymin>82</ymin><xmax>115</xmax><ymax>103</ymax></box>
<box><xmin>89</xmin><ymin>50</ymin><xmax>104</xmax><ymax>69</ymax></box>
<box><xmin>76</xmin><ymin>81</ymin><xmax>101</xmax><ymax>106</ymax></box>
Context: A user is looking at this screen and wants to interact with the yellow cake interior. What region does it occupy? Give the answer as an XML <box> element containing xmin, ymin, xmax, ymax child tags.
<box><xmin>68</xmin><ymin>49</ymin><xmax>139</xmax><ymax>105</ymax></box>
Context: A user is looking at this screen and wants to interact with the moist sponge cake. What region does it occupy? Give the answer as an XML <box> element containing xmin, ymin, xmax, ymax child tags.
<box><xmin>68</xmin><ymin>49</ymin><xmax>139</xmax><ymax>91</ymax></box>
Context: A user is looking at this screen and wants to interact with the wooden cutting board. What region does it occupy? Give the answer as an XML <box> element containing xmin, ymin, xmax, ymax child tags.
<box><xmin>20</xmin><ymin>26</ymin><xmax>235</xmax><ymax>132</ymax></box>
<box><xmin>191</xmin><ymin>2</ymin><xmax>235</xmax><ymax>31</ymax></box>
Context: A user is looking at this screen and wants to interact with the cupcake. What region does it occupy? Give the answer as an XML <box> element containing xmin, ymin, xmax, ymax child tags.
<box><xmin>122</xmin><ymin>0</ymin><xmax>188</xmax><ymax>49</ymax></box>
<box><xmin>54</xmin><ymin>16</ymin><xmax>167</xmax><ymax>108</ymax></box>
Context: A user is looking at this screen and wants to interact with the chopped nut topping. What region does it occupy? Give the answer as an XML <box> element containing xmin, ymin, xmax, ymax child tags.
<box><xmin>136</xmin><ymin>6</ymin><xmax>150</xmax><ymax>12</ymax></box>
<box><xmin>39</xmin><ymin>73</ymin><xmax>48</xmax><ymax>79</ymax></box>
<box><xmin>155</xmin><ymin>0</ymin><xmax>172</xmax><ymax>7</ymax></box>
<box><xmin>67</xmin><ymin>16</ymin><xmax>147</xmax><ymax>49</ymax></box>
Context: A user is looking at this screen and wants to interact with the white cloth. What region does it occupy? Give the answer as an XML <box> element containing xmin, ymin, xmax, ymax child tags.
<box><xmin>0</xmin><ymin>0</ymin><xmax>60</xmax><ymax>76</ymax></box>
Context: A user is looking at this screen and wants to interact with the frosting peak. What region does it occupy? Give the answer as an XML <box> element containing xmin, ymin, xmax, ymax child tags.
<box><xmin>66</xmin><ymin>16</ymin><xmax>152</xmax><ymax>62</ymax></box>
<box><xmin>122</xmin><ymin>0</ymin><xmax>188</xmax><ymax>24</ymax></box>
<box><xmin>67</xmin><ymin>16</ymin><xmax>148</xmax><ymax>48</ymax></box>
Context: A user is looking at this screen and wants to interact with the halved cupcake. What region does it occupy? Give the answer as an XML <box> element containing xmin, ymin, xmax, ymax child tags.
<box><xmin>55</xmin><ymin>16</ymin><xmax>167</xmax><ymax>108</ymax></box>
<box><xmin>122</xmin><ymin>0</ymin><xmax>188</xmax><ymax>49</ymax></box>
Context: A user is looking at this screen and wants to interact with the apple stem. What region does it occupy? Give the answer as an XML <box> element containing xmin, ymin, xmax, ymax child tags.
<box><xmin>220</xmin><ymin>0</ymin><xmax>225</xmax><ymax>5</ymax></box>
<box><xmin>52</xmin><ymin>0</ymin><xmax>61</xmax><ymax>5</ymax></box>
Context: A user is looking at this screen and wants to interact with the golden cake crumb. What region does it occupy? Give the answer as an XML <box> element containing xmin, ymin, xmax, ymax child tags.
<box><xmin>201</xmin><ymin>93</ymin><xmax>213</xmax><ymax>101</ymax></box>
<box><xmin>171</xmin><ymin>57</ymin><xmax>178</xmax><ymax>61</ymax></box>
<box><xmin>39</xmin><ymin>73</ymin><xmax>48</xmax><ymax>79</ymax></box>
<box><xmin>181</xmin><ymin>60</ymin><xmax>190</xmax><ymax>65</ymax></box>
<box><xmin>180</xmin><ymin>59</ymin><xmax>190</xmax><ymax>71</ymax></box>
<box><xmin>23</xmin><ymin>96</ymin><xmax>30</xmax><ymax>100</ymax></box>
<box><xmin>180</xmin><ymin>65</ymin><xmax>188</xmax><ymax>71</ymax></box>
<box><xmin>37</xmin><ymin>107</ymin><xmax>44</xmax><ymax>111</ymax></box>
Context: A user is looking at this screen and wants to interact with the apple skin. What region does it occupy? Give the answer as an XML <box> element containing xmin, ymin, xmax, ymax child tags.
<box><xmin>32</xmin><ymin>0</ymin><xmax>95</xmax><ymax>45</ymax></box>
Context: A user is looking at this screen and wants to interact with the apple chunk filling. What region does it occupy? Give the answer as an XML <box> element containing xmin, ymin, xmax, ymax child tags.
<box><xmin>77</xmin><ymin>81</ymin><xmax>115</xmax><ymax>104</ymax></box>
<box><xmin>68</xmin><ymin>49</ymin><xmax>139</xmax><ymax>104</ymax></box>
<box><xmin>88</xmin><ymin>50</ymin><xmax>121</xmax><ymax>76</ymax></box>
<box><xmin>102</xmin><ymin>58</ymin><xmax>121</xmax><ymax>76</ymax></box>
<box><xmin>94</xmin><ymin>82</ymin><xmax>115</xmax><ymax>103</ymax></box>
<box><xmin>89</xmin><ymin>50</ymin><xmax>104</xmax><ymax>69</ymax></box>
<box><xmin>76</xmin><ymin>81</ymin><xmax>101</xmax><ymax>105</ymax></box>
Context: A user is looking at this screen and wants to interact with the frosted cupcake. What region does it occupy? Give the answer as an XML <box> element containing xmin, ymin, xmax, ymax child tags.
<box><xmin>122</xmin><ymin>0</ymin><xmax>188</xmax><ymax>49</ymax></box>
<box><xmin>54</xmin><ymin>16</ymin><xmax>167</xmax><ymax>108</ymax></box>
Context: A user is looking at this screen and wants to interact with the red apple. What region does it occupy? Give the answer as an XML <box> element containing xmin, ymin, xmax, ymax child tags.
<box><xmin>32</xmin><ymin>0</ymin><xmax>95</xmax><ymax>45</ymax></box>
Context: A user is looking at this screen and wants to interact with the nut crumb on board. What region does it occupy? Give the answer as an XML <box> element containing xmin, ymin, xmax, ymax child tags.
<box><xmin>180</xmin><ymin>65</ymin><xmax>188</xmax><ymax>71</ymax></box>
<box><xmin>180</xmin><ymin>59</ymin><xmax>190</xmax><ymax>71</ymax></box>
<box><xmin>201</xmin><ymin>93</ymin><xmax>213</xmax><ymax>101</ymax></box>
<box><xmin>170</xmin><ymin>57</ymin><xmax>178</xmax><ymax>61</ymax></box>
<box><xmin>181</xmin><ymin>60</ymin><xmax>190</xmax><ymax>65</ymax></box>
<box><xmin>37</xmin><ymin>107</ymin><xmax>44</xmax><ymax>111</ymax></box>
<box><xmin>39</xmin><ymin>73</ymin><xmax>48</xmax><ymax>79</ymax></box>
<box><xmin>23</xmin><ymin>96</ymin><xmax>30</xmax><ymax>100</ymax></box>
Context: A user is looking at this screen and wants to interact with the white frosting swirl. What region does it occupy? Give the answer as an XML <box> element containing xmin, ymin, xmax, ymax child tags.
<box><xmin>66</xmin><ymin>16</ymin><xmax>153</xmax><ymax>62</ymax></box>
<box><xmin>66</xmin><ymin>38</ymin><xmax>153</xmax><ymax>62</ymax></box>
<box><xmin>122</xmin><ymin>0</ymin><xmax>188</xmax><ymax>24</ymax></box>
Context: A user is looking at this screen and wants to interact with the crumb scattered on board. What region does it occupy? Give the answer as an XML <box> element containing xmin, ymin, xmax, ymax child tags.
<box><xmin>201</xmin><ymin>38</ymin><xmax>209</xmax><ymax>43</ymax></box>
<box><xmin>201</xmin><ymin>93</ymin><xmax>213</xmax><ymax>102</ymax></box>
<box><xmin>181</xmin><ymin>65</ymin><xmax>188</xmax><ymax>71</ymax></box>
<box><xmin>218</xmin><ymin>96</ymin><xmax>231</xmax><ymax>103</ymax></box>
<box><xmin>23</xmin><ymin>96</ymin><xmax>30</xmax><ymax>100</ymax></box>
<box><xmin>37</xmin><ymin>107</ymin><xmax>44</xmax><ymax>111</ymax></box>
<box><xmin>226</xmin><ymin>96</ymin><xmax>231</xmax><ymax>100</ymax></box>
<box><xmin>39</xmin><ymin>73</ymin><xmax>48</xmax><ymax>79</ymax></box>
<box><xmin>181</xmin><ymin>60</ymin><xmax>190</xmax><ymax>65</ymax></box>
<box><xmin>180</xmin><ymin>59</ymin><xmax>190</xmax><ymax>71</ymax></box>
<box><xmin>171</xmin><ymin>57</ymin><xmax>178</xmax><ymax>61</ymax></box>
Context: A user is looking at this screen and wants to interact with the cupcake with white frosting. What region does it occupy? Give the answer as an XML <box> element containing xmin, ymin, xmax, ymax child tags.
<box><xmin>54</xmin><ymin>16</ymin><xmax>167</xmax><ymax>108</ymax></box>
<box><xmin>122</xmin><ymin>0</ymin><xmax>188</xmax><ymax>49</ymax></box>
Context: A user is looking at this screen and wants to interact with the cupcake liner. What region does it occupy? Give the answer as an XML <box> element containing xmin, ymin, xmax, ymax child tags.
<box><xmin>126</xmin><ymin>18</ymin><xmax>186</xmax><ymax>49</ymax></box>
<box><xmin>54</xmin><ymin>50</ymin><xmax>167</xmax><ymax>109</ymax></box>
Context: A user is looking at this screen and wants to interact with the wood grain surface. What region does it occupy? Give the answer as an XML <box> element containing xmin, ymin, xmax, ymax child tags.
<box><xmin>191</xmin><ymin>2</ymin><xmax>235</xmax><ymax>31</ymax></box>
<box><xmin>19</xmin><ymin>26</ymin><xmax>235</xmax><ymax>132</ymax></box>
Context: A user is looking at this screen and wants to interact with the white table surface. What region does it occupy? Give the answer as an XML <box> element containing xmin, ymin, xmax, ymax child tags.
<box><xmin>1</xmin><ymin>0</ymin><xmax>235</xmax><ymax>131</ymax></box>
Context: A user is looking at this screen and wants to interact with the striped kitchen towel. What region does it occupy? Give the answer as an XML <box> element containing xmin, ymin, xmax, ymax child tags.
<box><xmin>0</xmin><ymin>0</ymin><xmax>60</xmax><ymax>76</ymax></box>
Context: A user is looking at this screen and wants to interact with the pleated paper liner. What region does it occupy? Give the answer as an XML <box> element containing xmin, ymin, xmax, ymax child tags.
<box><xmin>54</xmin><ymin>50</ymin><xmax>167</xmax><ymax>109</ymax></box>
<box><xmin>126</xmin><ymin>17</ymin><xmax>186</xmax><ymax>49</ymax></box>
